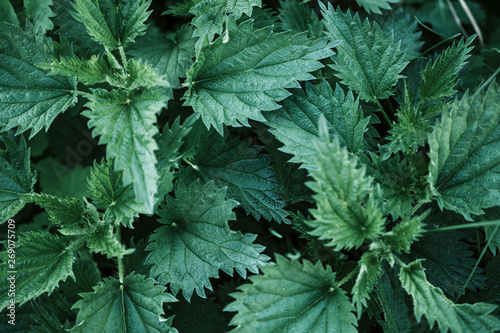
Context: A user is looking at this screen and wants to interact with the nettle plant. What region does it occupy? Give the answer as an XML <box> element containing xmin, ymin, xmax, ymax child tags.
<box><xmin>1</xmin><ymin>0</ymin><xmax>500</xmax><ymax>331</ymax></box>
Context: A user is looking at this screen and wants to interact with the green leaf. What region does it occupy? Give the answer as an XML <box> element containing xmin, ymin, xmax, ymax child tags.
<box><xmin>83</xmin><ymin>88</ymin><xmax>167</xmax><ymax>214</ymax></box>
<box><xmin>71</xmin><ymin>0</ymin><xmax>152</xmax><ymax>50</ymax></box>
<box><xmin>481</xmin><ymin>207</ymin><xmax>500</xmax><ymax>255</ymax></box>
<box><xmin>186</xmin><ymin>130</ymin><xmax>289</xmax><ymax>223</ymax></box>
<box><xmin>0</xmin><ymin>23</ymin><xmax>78</xmax><ymax>137</ymax></box>
<box><xmin>41</xmin><ymin>54</ymin><xmax>109</xmax><ymax>86</ymax></box>
<box><xmin>322</xmin><ymin>4</ymin><xmax>407</xmax><ymax>102</ymax></box>
<box><xmin>31</xmin><ymin>292</ymin><xmax>76</xmax><ymax>333</ymax></box>
<box><xmin>0</xmin><ymin>0</ymin><xmax>19</xmax><ymax>34</ymax></box>
<box><xmin>35</xmin><ymin>159</ymin><xmax>91</xmax><ymax>198</ymax></box>
<box><xmin>355</xmin><ymin>0</ymin><xmax>399</xmax><ymax>15</ymax></box>
<box><xmin>59</xmin><ymin>259</ymin><xmax>102</xmax><ymax>302</ymax></box>
<box><xmin>352</xmin><ymin>252</ymin><xmax>383</xmax><ymax>316</ymax></box>
<box><xmin>72</xmin><ymin>272</ymin><xmax>177</xmax><ymax>332</ymax></box>
<box><xmin>124</xmin><ymin>58</ymin><xmax>170</xmax><ymax>89</ymax></box>
<box><xmin>278</xmin><ymin>0</ymin><xmax>323</xmax><ymax>38</ymax></box>
<box><xmin>88</xmin><ymin>159</ymin><xmax>145</xmax><ymax>228</ymax></box>
<box><xmin>265</xmin><ymin>80</ymin><xmax>368</xmax><ymax>167</ymax></box>
<box><xmin>189</xmin><ymin>0</ymin><xmax>261</xmax><ymax>50</ymax></box>
<box><xmin>183</xmin><ymin>18</ymin><xmax>334</xmax><ymax>134</ymax></box>
<box><xmin>225</xmin><ymin>255</ymin><xmax>357</xmax><ymax>332</ymax></box>
<box><xmin>399</xmin><ymin>260</ymin><xmax>500</xmax><ymax>333</ymax></box>
<box><xmin>0</xmin><ymin>232</ymin><xmax>76</xmax><ymax>310</ymax></box>
<box><xmin>382</xmin><ymin>211</ymin><xmax>428</xmax><ymax>253</ymax></box>
<box><xmin>306</xmin><ymin>119</ymin><xmax>385</xmax><ymax>250</ymax></box>
<box><xmin>145</xmin><ymin>180</ymin><xmax>269</xmax><ymax>300</ymax></box>
<box><xmin>24</xmin><ymin>0</ymin><xmax>55</xmax><ymax>34</ymax></box>
<box><xmin>482</xmin><ymin>48</ymin><xmax>500</xmax><ymax>72</ymax></box>
<box><xmin>408</xmin><ymin>231</ymin><xmax>487</xmax><ymax>296</ymax></box>
<box><xmin>0</xmin><ymin>134</ymin><xmax>36</xmax><ymax>223</ymax></box>
<box><xmin>428</xmin><ymin>83</ymin><xmax>500</xmax><ymax>220</ymax></box>
<box><xmin>128</xmin><ymin>25</ymin><xmax>196</xmax><ymax>90</ymax></box>
<box><xmin>86</xmin><ymin>223</ymin><xmax>134</xmax><ymax>259</ymax></box>
<box><xmin>419</xmin><ymin>37</ymin><xmax>474</xmax><ymax>101</ymax></box>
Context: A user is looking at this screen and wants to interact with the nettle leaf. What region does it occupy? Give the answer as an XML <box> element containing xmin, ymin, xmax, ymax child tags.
<box><xmin>265</xmin><ymin>80</ymin><xmax>368</xmax><ymax>167</ymax></box>
<box><xmin>428</xmin><ymin>83</ymin><xmax>500</xmax><ymax>220</ymax></box>
<box><xmin>88</xmin><ymin>159</ymin><xmax>145</xmax><ymax>228</ymax></box>
<box><xmin>0</xmin><ymin>23</ymin><xmax>78</xmax><ymax>138</ymax></box>
<box><xmin>352</xmin><ymin>252</ymin><xmax>383</xmax><ymax>316</ymax></box>
<box><xmin>382</xmin><ymin>211</ymin><xmax>428</xmax><ymax>253</ymax></box>
<box><xmin>0</xmin><ymin>232</ymin><xmax>76</xmax><ymax>310</ymax></box>
<box><xmin>278</xmin><ymin>0</ymin><xmax>323</xmax><ymax>38</ymax></box>
<box><xmin>481</xmin><ymin>207</ymin><xmax>500</xmax><ymax>255</ymax></box>
<box><xmin>71</xmin><ymin>0</ymin><xmax>152</xmax><ymax>50</ymax></box>
<box><xmin>86</xmin><ymin>224</ymin><xmax>134</xmax><ymax>259</ymax></box>
<box><xmin>59</xmin><ymin>259</ymin><xmax>102</xmax><ymax>302</ymax></box>
<box><xmin>322</xmin><ymin>4</ymin><xmax>408</xmax><ymax>102</ymax></box>
<box><xmin>307</xmin><ymin>119</ymin><xmax>385</xmax><ymax>250</ymax></box>
<box><xmin>41</xmin><ymin>54</ymin><xmax>109</xmax><ymax>86</ymax></box>
<box><xmin>189</xmin><ymin>0</ymin><xmax>261</xmax><ymax>50</ymax></box>
<box><xmin>408</xmin><ymin>231</ymin><xmax>487</xmax><ymax>296</ymax></box>
<box><xmin>184</xmin><ymin>18</ymin><xmax>335</xmax><ymax>134</ymax></box>
<box><xmin>187</xmin><ymin>130</ymin><xmax>289</xmax><ymax>223</ymax></box>
<box><xmin>0</xmin><ymin>135</ymin><xmax>36</xmax><ymax>223</ymax></box>
<box><xmin>226</xmin><ymin>255</ymin><xmax>357</xmax><ymax>332</ymax></box>
<box><xmin>145</xmin><ymin>181</ymin><xmax>269</xmax><ymax>300</ymax></box>
<box><xmin>399</xmin><ymin>260</ymin><xmax>500</xmax><ymax>333</ymax></box>
<box><xmin>419</xmin><ymin>37</ymin><xmax>474</xmax><ymax>102</ymax></box>
<box><xmin>83</xmin><ymin>88</ymin><xmax>168</xmax><ymax>214</ymax></box>
<box><xmin>72</xmin><ymin>272</ymin><xmax>177</xmax><ymax>332</ymax></box>
<box><xmin>0</xmin><ymin>0</ymin><xmax>18</xmax><ymax>34</ymax></box>
<box><xmin>124</xmin><ymin>58</ymin><xmax>170</xmax><ymax>90</ymax></box>
<box><xmin>24</xmin><ymin>0</ymin><xmax>55</xmax><ymax>34</ymax></box>
<box><xmin>128</xmin><ymin>25</ymin><xmax>196</xmax><ymax>90</ymax></box>
<box><xmin>355</xmin><ymin>0</ymin><xmax>399</xmax><ymax>15</ymax></box>
<box><xmin>377</xmin><ymin>9</ymin><xmax>423</xmax><ymax>61</ymax></box>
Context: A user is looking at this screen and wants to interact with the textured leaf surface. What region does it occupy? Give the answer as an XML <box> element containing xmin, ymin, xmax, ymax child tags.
<box><xmin>382</xmin><ymin>212</ymin><xmax>428</xmax><ymax>253</ymax></box>
<box><xmin>0</xmin><ymin>0</ymin><xmax>18</xmax><ymax>34</ymax></box>
<box><xmin>226</xmin><ymin>255</ymin><xmax>357</xmax><ymax>332</ymax></box>
<box><xmin>0</xmin><ymin>232</ymin><xmax>76</xmax><ymax>310</ymax></box>
<box><xmin>322</xmin><ymin>4</ymin><xmax>407</xmax><ymax>102</ymax></box>
<box><xmin>428</xmin><ymin>84</ymin><xmax>500</xmax><ymax>220</ymax></box>
<box><xmin>0</xmin><ymin>23</ymin><xmax>77</xmax><ymax>137</ymax></box>
<box><xmin>278</xmin><ymin>0</ymin><xmax>323</xmax><ymax>38</ymax></box>
<box><xmin>307</xmin><ymin>120</ymin><xmax>385</xmax><ymax>250</ymax></box>
<box><xmin>71</xmin><ymin>0</ymin><xmax>151</xmax><ymax>50</ymax></box>
<box><xmin>42</xmin><ymin>54</ymin><xmax>109</xmax><ymax>85</ymax></box>
<box><xmin>399</xmin><ymin>260</ymin><xmax>500</xmax><ymax>333</ymax></box>
<box><xmin>83</xmin><ymin>88</ymin><xmax>167</xmax><ymax>213</ymax></box>
<box><xmin>72</xmin><ymin>272</ymin><xmax>177</xmax><ymax>332</ymax></box>
<box><xmin>352</xmin><ymin>252</ymin><xmax>382</xmax><ymax>316</ymax></box>
<box><xmin>184</xmin><ymin>19</ymin><xmax>334</xmax><ymax>133</ymax></box>
<box><xmin>265</xmin><ymin>81</ymin><xmax>368</xmax><ymax>167</ymax></box>
<box><xmin>355</xmin><ymin>0</ymin><xmax>399</xmax><ymax>14</ymax></box>
<box><xmin>86</xmin><ymin>224</ymin><xmax>134</xmax><ymax>259</ymax></box>
<box><xmin>419</xmin><ymin>37</ymin><xmax>474</xmax><ymax>101</ymax></box>
<box><xmin>146</xmin><ymin>181</ymin><xmax>269</xmax><ymax>300</ymax></box>
<box><xmin>0</xmin><ymin>135</ymin><xmax>36</xmax><ymax>223</ymax></box>
<box><xmin>24</xmin><ymin>0</ymin><xmax>55</xmax><ymax>33</ymax></box>
<box><xmin>88</xmin><ymin>159</ymin><xmax>145</xmax><ymax>228</ymax></box>
<box><xmin>187</xmin><ymin>130</ymin><xmax>289</xmax><ymax>223</ymax></box>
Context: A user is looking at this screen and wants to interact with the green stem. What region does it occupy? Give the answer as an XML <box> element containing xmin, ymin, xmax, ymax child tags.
<box><xmin>374</xmin><ymin>99</ymin><xmax>391</xmax><ymax>127</ymax></box>
<box><xmin>426</xmin><ymin>220</ymin><xmax>500</xmax><ymax>233</ymax></box>
<box><xmin>65</xmin><ymin>233</ymin><xmax>93</xmax><ymax>252</ymax></box>
<box><xmin>472</xmin><ymin>66</ymin><xmax>500</xmax><ymax>98</ymax></box>
<box><xmin>455</xmin><ymin>224</ymin><xmax>499</xmax><ymax>302</ymax></box>
<box><xmin>337</xmin><ymin>266</ymin><xmax>360</xmax><ymax>288</ymax></box>
<box><xmin>411</xmin><ymin>193</ymin><xmax>432</xmax><ymax>216</ymax></box>
<box><xmin>118</xmin><ymin>46</ymin><xmax>128</xmax><ymax>68</ymax></box>
<box><xmin>183</xmin><ymin>157</ymin><xmax>199</xmax><ymax>171</ymax></box>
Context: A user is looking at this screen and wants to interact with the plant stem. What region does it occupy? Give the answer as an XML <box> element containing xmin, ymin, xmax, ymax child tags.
<box><xmin>337</xmin><ymin>266</ymin><xmax>360</xmax><ymax>288</ymax></box>
<box><xmin>473</xmin><ymin>66</ymin><xmax>500</xmax><ymax>98</ymax></box>
<box><xmin>374</xmin><ymin>99</ymin><xmax>391</xmax><ymax>127</ymax></box>
<box><xmin>427</xmin><ymin>220</ymin><xmax>500</xmax><ymax>233</ymax></box>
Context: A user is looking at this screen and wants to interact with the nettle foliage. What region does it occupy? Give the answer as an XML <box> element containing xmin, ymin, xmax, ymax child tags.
<box><xmin>1</xmin><ymin>0</ymin><xmax>500</xmax><ymax>332</ymax></box>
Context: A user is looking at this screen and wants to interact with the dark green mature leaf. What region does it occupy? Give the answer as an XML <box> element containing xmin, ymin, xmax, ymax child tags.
<box><xmin>482</xmin><ymin>207</ymin><xmax>500</xmax><ymax>255</ymax></box>
<box><xmin>322</xmin><ymin>4</ymin><xmax>407</xmax><ymax>102</ymax></box>
<box><xmin>184</xmin><ymin>18</ymin><xmax>335</xmax><ymax>133</ymax></box>
<box><xmin>59</xmin><ymin>258</ymin><xmax>102</xmax><ymax>302</ymax></box>
<box><xmin>278</xmin><ymin>0</ymin><xmax>323</xmax><ymax>38</ymax></box>
<box><xmin>408</xmin><ymin>231</ymin><xmax>487</xmax><ymax>296</ymax></box>
<box><xmin>399</xmin><ymin>260</ymin><xmax>500</xmax><ymax>333</ymax></box>
<box><xmin>128</xmin><ymin>25</ymin><xmax>196</xmax><ymax>91</ymax></box>
<box><xmin>307</xmin><ymin>119</ymin><xmax>385</xmax><ymax>250</ymax></box>
<box><xmin>226</xmin><ymin>255</ymin><xmax>357</xmax><ymax>332</ymax></box>
<box><xmin>0</xmin><ymin>135</ymin><xmax>36</xmax><ymax>223</ymax></box>
<box><xmin>88</xmin><ymin>159</ymin><xmax>145</xmax><ymax>228</ymax></box>
<box><xmin>24</xmin><ymin>0</ymin><xmax>55</xmax><ymax>34</ymax></box>
<box><xmin>0</xmin><ymin>23</ymin><xmax>77</xmax><ymax>137</ymax></box>
<box><xmin>428</xmin><ymin>83</ymin><xmax>500</xmax><ymax>220</ymax></box>
<box><xmin>83</xmin><ymin>88</ymin><xmax>168</xmax><ymax>214</ymax></box>
<box><xmin>0</xmin><ymin>0</ymin><xmax>18</xmax><ymax>34</ymax></box>
<box><xmin>30</xmin><ymin>292</ymin><xmax>76</xmax><ymax>333</ymax></box>
<box><xmin>355</xmin><ymin>0</ymin><xmax>399</xmax><ymax>15</ymax></box>
<box><xmin>71</xmin><ymin>0</ymin><xmax>152</xmax><ymax>50</ymax></box>
<box><xmin>189</xmin><ymin>0</ymin><xmax>261</xmax><ymax>50</ymax></box>
<box><xmin>146</xmin><ymin>181</ymin><xmax>269</xmax><ymax>300</ymax></box>
<box><xmin>0</xmin><ymin>232</ymin><xmax>76</xmax><ymax>310</ymax></box>
<box><xmin>265</xmin><ymin>81</ymin><xmax>368</xmax><ymax>167</ymax></box>
<box><xmin>72</xmin><ymin>272</ymin><xmax>177</xmax><ymax>332</ymax></box>
<box><xmin>186</xmin><ymin>130</ymin><xmax>289</xmax><ymax>223</ymax></box>
<box><xmin>419</xmin><ymin>37</ymin><xmax>474</xmax><ymax>101</ymax></box>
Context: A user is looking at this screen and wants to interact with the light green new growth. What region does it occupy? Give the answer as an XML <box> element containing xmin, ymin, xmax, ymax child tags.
<box><xmin>72</xmin><ymin>272</ymin><xmax>177</xmax><ymax>332</ymax></box>
<box><xmin>226</xmin><ymin>255</ymin><xmax>357</xmax><ymax>332</ymax></box>
<box><xmin>352</xmin><ymin>252</ymin><xmax>382</xmax><ymax>316</ymax></box>
<box><xmin>40</xmin><ymin>54</ymin><xmax>109</xmax><ymax>86</ymax></box>
<box><xmin>146</xmin><ymin>180</ymin><xmax>269</xmax><ymax>300</ymax></box>
<box><xmin>399</xmin><ymin>260</ymin><xmax>500</xmax><ymax>333</ymax></box>
<box><xmin>184</xmin><ymin>18</ymin><xmax>335</xmax><ymax>134</ymax></box>
<box><xmin>307</xmin><ymin>117</ymin><xmax>385</xmax><ymax>250</ymax></box>
<box><xmin>382</xmin><ymin>211</ymin><xmax>428</xmax><ymax>253</ymax></box>
<box><xmin>322</xmin><ymin>3</ymin><xmax>407</xmax><ymax>102</ymax></box>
